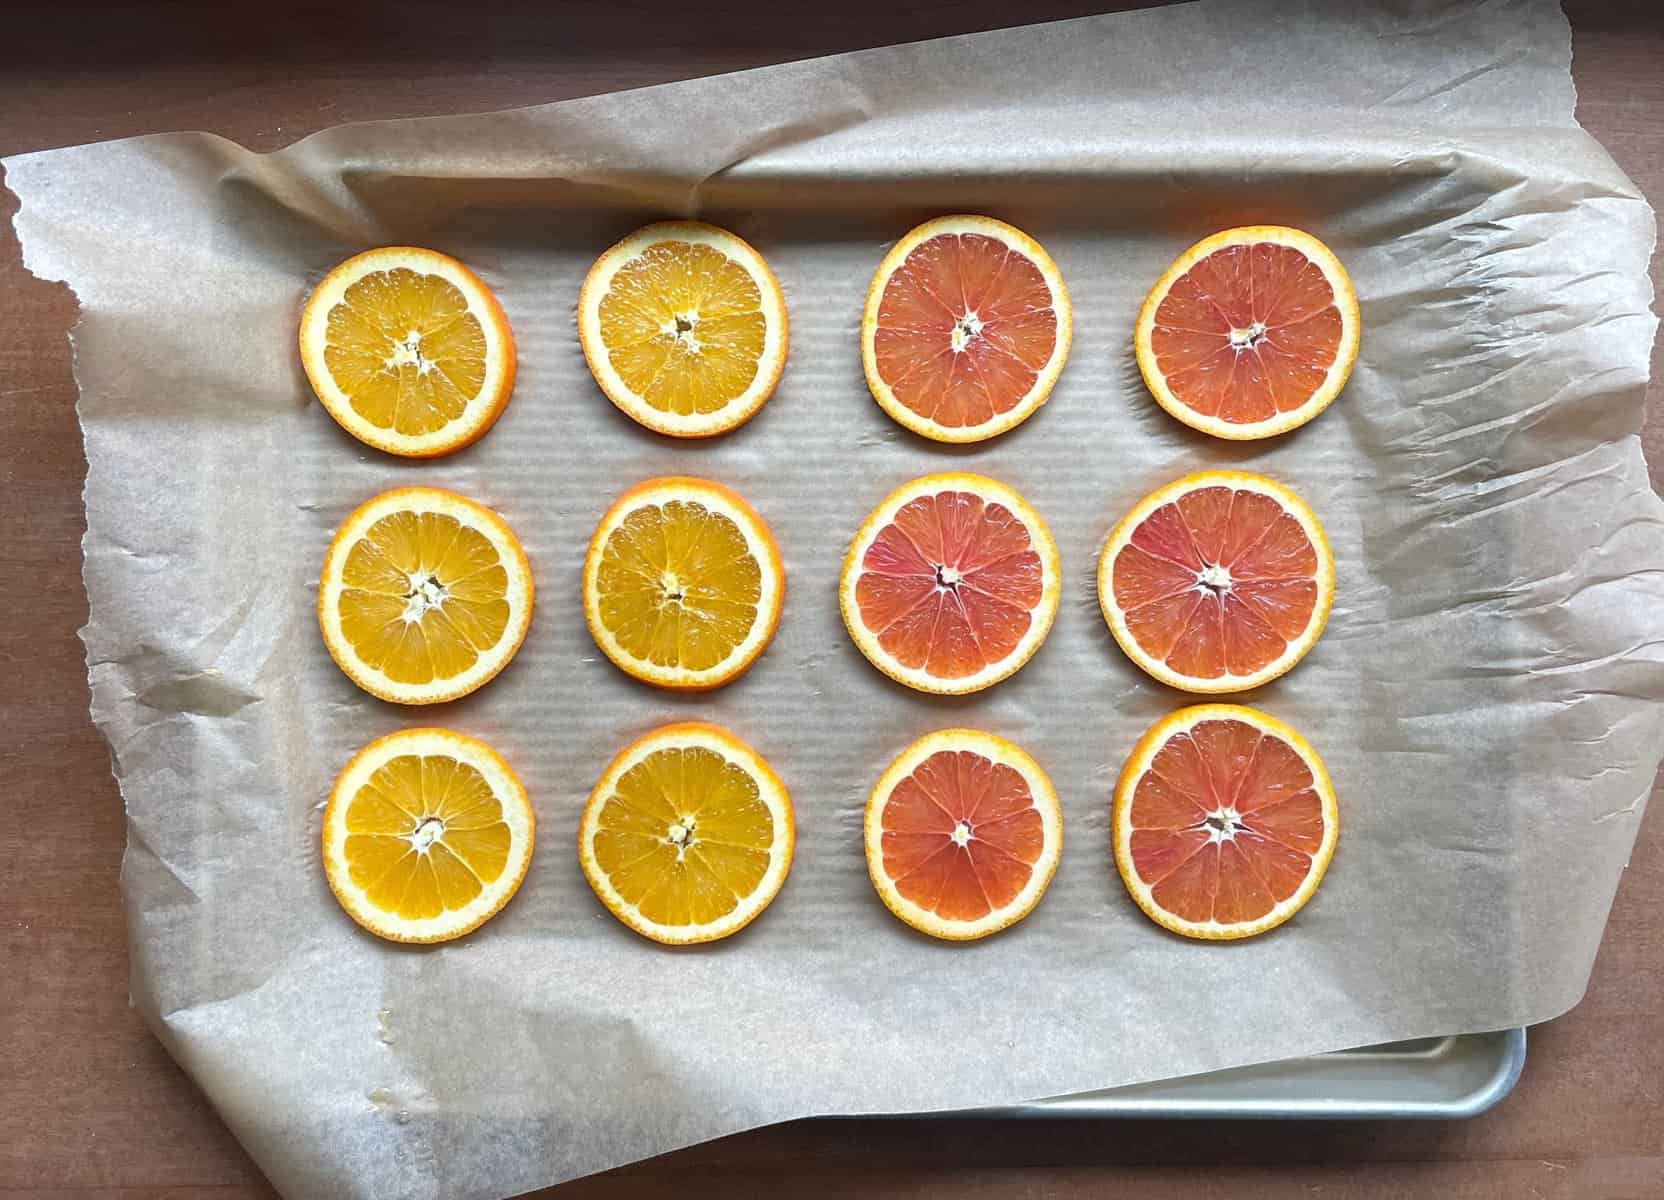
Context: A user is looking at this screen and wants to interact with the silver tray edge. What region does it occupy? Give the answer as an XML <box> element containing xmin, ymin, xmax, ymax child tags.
<box><xmin>937</xmin><ymin>1028</ymin><xmax>1528</xmax><ymax>1121</ymax></box>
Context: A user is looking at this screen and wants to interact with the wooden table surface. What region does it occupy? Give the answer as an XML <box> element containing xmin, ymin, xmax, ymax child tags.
<box><xmin>3</xmin><ymin>3</ymin><xmax>1661</xmax><ymax>1197</ymax></box>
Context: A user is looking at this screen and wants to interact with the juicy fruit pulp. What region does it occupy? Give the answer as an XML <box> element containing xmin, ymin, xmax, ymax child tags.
<box><xmin>588</xmin><ymin>742</ymin><xmax>779</xmax><ymax>929</ymax></box>
<box><xmin>340</xmin><ymin>751</ymin><xmax>514</xmax><ymax>921</ymax></box>
<box><xmin>854</xmin><ymin>489</ymin><xmax>1044</xmax><ymax>680</ymax></box>
<box><xmin>877</xmin><ymin>749</ymin><xmax>1046</xmax><ymax>924</ymax></box>
<box><xmin>335</xmin><ymin>508</ymin><xmax>512</xmax><ymax>686</ymax></box>
<box><xmin>1123</xmin><ymin>715</ymin><xmax>1328</xmax><ymax>928</ymax></box>
<box><xmin>873</xmin><ymin>232</ymin><xmax>1060</xmax><ymax>429</ymax></box>
<box><xmin>597</xmin><ymin>240</ymin><xmax>767</xmax><ymax>417</ymax></box>
<box><xmin>593</xmin><ymin>497</ymin><xmax>764</xmax><ymax>673</ymax></box>
<box><xmin>323</xmin><ymin>267</ymin><xmax>488</xmax><ymax>436</ymax></box>
<box><xmin>1149</xmin><ymin>242</ymin><xmax>1343</xmax><ymax>426</ymax></box>
<box><xmin>1112</xmin><ymin>484</ymin><xmax>1320</xmax><ymax>681</ymax></box>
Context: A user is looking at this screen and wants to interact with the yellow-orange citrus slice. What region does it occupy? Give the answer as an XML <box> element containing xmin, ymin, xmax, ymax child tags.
<box><xmin>323</xmin><ymin>728</ymin><xmax>534</xmax><ymax>943</ymax></box>
<box><xmin>862</xmin><ymin>215</ymin><xmax>1072</xmax><ymax>443</ymax></box>
<box><xmin>1098</xmin><ymin>471</ymin><xmax>1333</xmax><ymax>693</ymax></box>
<box><xmin>300</xmin><ymin>246</ymin><xmax>515</xmax><ymax>456</ymax></box>
<box><xmin>578</xmin><ymin>222</ymin><xmax>788</xmax><ymax>437</ymax></box>
<box><xmin>840</xmin><ymin>473</ymin><xmax>1060</xmax><ymax>695</ymax></box>
<box><xmin>580</xmin><ymin>723</ymin><xmax>794</xmax><ymax>945</ymax></box>
<box><xmin>1135</xmin><ymin>226</ymin><xmax>1359</xmax><ymax>439</ymax></box>
<box><xmin>318</xmin><ymin>487</ymin><xmax>533</xmax><ymax>704</ymax></box>
<box><xmin>1114</xmin><ymin>705</ymin><xmax>1338</xmax><ymax>940</ymax></box>
<box><xmin>582</xmin><ymin>477</ymin><xmax>784</xmax><ymax>690</ymax></box>
<box><xmin>865</xmin><ymin>729</ymin><xmax>1062</xmax><ymax>941</ymax></box>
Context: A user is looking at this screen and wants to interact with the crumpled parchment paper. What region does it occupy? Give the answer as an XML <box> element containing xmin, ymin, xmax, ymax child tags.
<box><xmin>7</xmin><ymin>0</ymin><xmax>1661</xmax><ymax>1195</ymax></box>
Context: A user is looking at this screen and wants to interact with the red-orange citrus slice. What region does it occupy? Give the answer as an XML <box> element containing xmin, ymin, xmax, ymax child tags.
<box><xmin>862</xmin><ymin>215</ymin><xmax>1072</xmax><ymax>443</ymax></box>
<box><xmin>1114</xmin><ymin>705</ymin><xmax>1338</xmax><ymax>940</ymax></box>
<box><xmin>1098</xmin><ymin>471</ymin><xmax>1334</xmax><ymax>693</ymax></box>
<box><xmin>1135</xmin><ymin>226</ymin><xmax>1359</xmax><ymax>439</ymax></box>
<box><xmin>840</xmin><ymin>473</ymin><xmax>1061</xmax><ymax>695</ymax></box>
<box><xmin>866</xmin><ymin>729</ymin><xmax>1062</xmax><ymax>941</ymax></box>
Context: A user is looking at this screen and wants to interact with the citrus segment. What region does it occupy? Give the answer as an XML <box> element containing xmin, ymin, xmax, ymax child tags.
<box><xmin>583</xmin><ymin>477</ymin><xmax>784</xmax><ymax>690</ymax></box>
<box><xmin>862</xmin><ymin>216</ymin><xmax>1071</xmax><ymax>443</ymax></box>
<box><xmin>580</xmin><ymin>723</ymin><xmax>794</xmax><ymax>944</ymax></box>
<box><xmin>318</xmin><ymin>488</ymin><xmax>533</xmax><ymax>705</ymax></box>
<box><xmin>841</xmin><ymin>474</ymin><xmax>1060</xmax><ymax>695</ymax></box>
<box><xmin>578</xmin><ymin>222</ymin><xmax>788</xmax><ymax>437</ymax></box>
<box><xmin>300</xmin><ymin>247</ymin><xmax>515</xmax><ymax>456</ymax></box>
<box><xmin>865</xmin><ymin>729</ymin><xmax>1062</xmax><ymax>941</ymax></box>
<box><xmin>1098</xmin><ymin>471</ymin><xmax>1333</xmax><ymax>693</ymax></box>
<box><xmin>323</xmin><ymin>728</ymin><xmax>534</xmax><ymax>943</ymax></box>
<box><xmin>1114</xmin><ymin>705</ymin><xmax>1337</xmax><ymax>939</ymax></box>
<box><xmin>1135</xmin><ymin>226</ymin><xmax>1358</xmax><ymax>439</ymax></box>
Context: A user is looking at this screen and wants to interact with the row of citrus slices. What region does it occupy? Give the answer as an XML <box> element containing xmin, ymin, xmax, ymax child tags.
<box><xmin>316</xmin><ymin>468</ymin><xmax>1333</xmax><ymax>705</ymax></box>
<box><xmin>312</xmin><ymin>469</ymin><xmax>1339</xmax><ymax>946</ymax></box>
<box><xmin>323</xmin><ymin>705</ymin><xmax>1337</xmax><ymax>947</ymax></box>
<box><xmin>298</xmin><ymin>219</ymin><xmax>1359</xmax><ymax>456</ymax></box>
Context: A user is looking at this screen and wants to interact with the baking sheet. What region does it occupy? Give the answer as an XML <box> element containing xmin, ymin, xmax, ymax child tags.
<box><xmin>7</xmin><ymin>0</ymin><xmax>1663</xmax><ymax>1195</ymax></box>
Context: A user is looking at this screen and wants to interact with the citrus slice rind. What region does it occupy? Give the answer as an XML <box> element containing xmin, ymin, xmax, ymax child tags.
<box><xmin>317</xmin><ymin>487</ymin><xmax>534</xmax><ymax>705</ymax></box>
<box><xmin>299</xmin><ymin>246</ymin><xmax>515</xmax><ymax>457</ymax></box>
<box><xmin>1135</xmin><ymin>225</ymin><xmax>1358</xmax><ymax>440</ymax></box>
<box><xmin>582</xmin><ymin>477</ymin><xmax>784</xmax><ymax>691</ymax></box>
<box><xmin>578</xmin><ymin>222</ymin><xmax>789</xmax><ymax>438</ymax></box>
<box><xmin>1097</xmin><ymin>471</ymin><xmax>1334</xmax><ymax>694</ymax></box>
<box><xmin>839</xmin><ymin>473</ymin><xmax>1061</xmax><ymax>696</ymax></box>
<box><xmin>862</xmin><ymin>215</ymin><xmax>1072</xmax><ymax>444</ymax></box>
<box><xmin>865</xmin><ymin>729</ymin><xmax>1062</xmax><ymax>941</ymax></box>
<box><xmin>1113</xmin><ymin>704</ymin><xmax>1338</xmax><ymax>941</ymax></box>
<box><xmin>579</xmin><ymin>723</ymin><xmax>795</xmax><ymax>945</ymax></box>
<box><xmin>322</xmin><ymin>728</ymin><xmax>534</xmax><ymax>944</ymax></box>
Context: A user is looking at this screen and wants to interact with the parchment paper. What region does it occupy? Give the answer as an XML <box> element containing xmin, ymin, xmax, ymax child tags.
<box><xmin>8</xmin><ymin>0</ymin><xmax>1663</xmax><ymax>1195</ymax></box>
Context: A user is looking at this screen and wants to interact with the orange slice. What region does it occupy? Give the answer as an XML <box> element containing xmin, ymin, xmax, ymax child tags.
<box><xmin>1135</xmin><ymin>226</ymin><xmax>1359</xmax><ymax>439</ymax></box>
<box><xmin>580</xmin><ymin>723</ymin><xmax>794</xmax><ymax>945</ymax></box>
<box><xmin>862</xmin><ymin>215</ymin><xmax>1072</xmax><ymax>443</ymax></box>
<box><xmin>318</xmin><ymin>487</ymin><xmax>534</xmax><ymax>705</ymax></box>
<box><xmin>300</xmin><ymin>247</ymin><xmax>515</xmax><ymax>457</ymax></box>
<box><xmin>841</xmin><ymin>473</ymin><xmax>1060</xmax><ymax>695</ymax></box>
<box><xmin>1114</xmin><ymin>705</ymin><xmax>1337</xmax><ymax>940</ymax></box>
<box><xmin>865</xmin><ymin>729</ymin><xmax>1062</xmax><ymax>941</ymax></box>
<box><xmin>578</xmin><ymin>222</ymin><xmax>788</xmax><ymax>437</ymax></box>
<box><xmin>322</xmin><ymin>728</ymin><xmax>534</xmax><ymax>943</ymax></box>
<box><xmin>582</xmin><ymin>477</ymin><xmax>784</xmax><ymax>690</ymax></box>
<box><xmin>1098</xmin><ymin>471</ymin><xmax>1333</xmax><ymax>693</ymax></box>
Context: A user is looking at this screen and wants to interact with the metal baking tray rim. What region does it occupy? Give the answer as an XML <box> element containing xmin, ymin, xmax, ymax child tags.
<box><xmin>866</xmin><ymin>1028</ymin><xmax>1527</xmax><ymax>1121</ymax></box>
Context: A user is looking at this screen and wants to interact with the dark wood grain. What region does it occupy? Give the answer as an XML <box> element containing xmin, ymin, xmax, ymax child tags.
<box><xmin>2</xmin><ymin>2</ymin><xmax>1660</xmax><ymax>1197</ymax></box>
